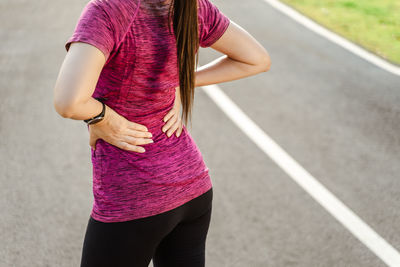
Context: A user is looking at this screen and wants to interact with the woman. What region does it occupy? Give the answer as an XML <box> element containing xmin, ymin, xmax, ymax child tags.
<box><xmin>54</xmin><ymin>0</ymin><xmax>270</xmax><ymax>266</ymax></box>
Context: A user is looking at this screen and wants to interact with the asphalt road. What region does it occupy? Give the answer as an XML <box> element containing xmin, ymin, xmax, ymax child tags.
<box><xmin>1</xmin><ymin>0</ymin><xmax>399</xmax><ymax>266</ymax></box>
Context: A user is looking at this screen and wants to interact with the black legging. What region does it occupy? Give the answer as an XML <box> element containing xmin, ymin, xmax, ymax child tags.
<box><xmin>80</xmin><ymin>187</ymin><xmax>213</xmax><ymax>267</ymax></box>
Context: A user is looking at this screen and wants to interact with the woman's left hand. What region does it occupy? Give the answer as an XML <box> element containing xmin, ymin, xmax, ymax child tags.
<box><xmin>162</xmin><ymin>86</ymin><xmax>183</xmax><ymax>137</ymax></box>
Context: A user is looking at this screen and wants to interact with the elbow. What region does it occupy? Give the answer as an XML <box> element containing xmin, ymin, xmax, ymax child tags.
<box><xmin>266</xmin><ymin>57</ymin><xmax>271</xmax><ymax>71</ymax></box>
<box><xmin>261</xmin><ymin>60</ymin><xmax>271</xmax><ymax>72</ymax></box>
<box><xmin>252</xmin><ymin>54</ymin><xmax>271</xmax><ymax>73</ymax></box>
<box><xmin>53</xmin><ymin>96</ymin><xmax>75</xmax><ymax>118</ymax></box>
<box><xmin>54</xmin><ymin>101</ymin><xmax>72</xmax><ymax>118</ymax></box>
<box><xmin>259</xmin><ymin>54</ymin><xmax>271</xmax><ymax>72</ymax></box>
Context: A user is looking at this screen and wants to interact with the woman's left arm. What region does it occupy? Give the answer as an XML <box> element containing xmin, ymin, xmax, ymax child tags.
<box><xmin>195</xmin><ymin>20</ymin><xmax>271</xmax><ymax>87</ymax></box>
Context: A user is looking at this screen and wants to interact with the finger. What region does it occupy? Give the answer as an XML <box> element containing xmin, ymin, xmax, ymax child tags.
<box><xmin>122</xmin><ymin>135</ymin><xmax>154</xmax><ymax>146</ymax></box>
<box><xmin>162</xmin><ymin>113</ymin><xmax>177</xmax><ymax>133</ymax></box>
<box><xmin>125</xmin><ymin>127</ymin><xmax>153</xmax><ymax>139</ymax></box>
<box><xmin>128</xmin><ymin>121</ymin><xmax>149</xmax><ymax>133</ymax></box>
<box><xmin>117</xmin><ymin>141</ymin><xmax>146</xmax><ymax>153</ymax></box>
<box><xmin>89</xmin><ymin>132</ymin><xmax>96</xmax><ymax>150</ymax></box>
<box><xmin>90</xmin><ymin>138</ymin><xmax>98</xmax><ymax>150</ymax></box>
<box><xmin>176</xmin><ymin>123</ymin><xmax>183</xmax><ymax>137</ymax></box>
<box><xmin>166</xmin><ymin>121</ymin><xmax>179</xmax><ymax>137</ymax></box>
<box><xmin>89</xmin><ymin>135</ymin><xmax>94</xmax><ymax>148</ymax></box>
<box><xmin>163</xmin><ymin>109</ymin><xmax>174</xmax><ymax>123</ymax></box>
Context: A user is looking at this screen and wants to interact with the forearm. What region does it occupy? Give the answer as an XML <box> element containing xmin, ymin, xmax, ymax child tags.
<box><xmin>194</xmin><ymin>55</ymin><xmax>267</xmax><ymax>87</ymax></box>
<box><xmin>55</xmin><ymin>97</ymin><xmax>107</xmax><ymax>121</ymax></box>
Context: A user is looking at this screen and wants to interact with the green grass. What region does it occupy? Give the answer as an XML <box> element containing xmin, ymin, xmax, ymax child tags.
<box><xmin>279</xmin><ymin>0</ymin><xmax>400</xmax><ymax>66</ymax></box>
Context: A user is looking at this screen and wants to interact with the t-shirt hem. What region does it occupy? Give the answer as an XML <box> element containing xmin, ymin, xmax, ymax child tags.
<box><xmin>200</xmin><ymin>18</ymin><xmax>231</xmax><ymax>48</ymax></box>
<box><xmin>89</xmin><ymin>172</ymin><xmax>213</xmax><ymax>223</ymax></box>
<box><xmin>65</xmin><ymin>37</ymin><xmax>111</xmax><ymax>62</ymax></box>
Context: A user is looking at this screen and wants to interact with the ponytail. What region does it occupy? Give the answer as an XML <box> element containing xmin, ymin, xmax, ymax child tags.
<box><xmin>167</xmin><ymin>0</ymin><xmax>199</xmax><ymax>129</ymax></box>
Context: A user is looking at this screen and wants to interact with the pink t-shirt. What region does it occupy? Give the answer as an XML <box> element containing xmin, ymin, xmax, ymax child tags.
<box><xmin>65</xmin><ymin>0</ymin><xmax>230</xmax><ymax>222</ymax></box>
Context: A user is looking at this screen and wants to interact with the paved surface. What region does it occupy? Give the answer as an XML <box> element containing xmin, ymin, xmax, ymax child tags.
<box><xmin>1</xmin><ymin>0</ymin><xmax>399</xmax><ymax>266</ymax></box>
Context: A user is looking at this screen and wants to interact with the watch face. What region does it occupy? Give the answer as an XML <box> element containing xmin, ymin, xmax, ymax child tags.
<box><xmin>88</xmin><ymin>117</ymin><xmax>104</xmax><ymax>125</ymax></box>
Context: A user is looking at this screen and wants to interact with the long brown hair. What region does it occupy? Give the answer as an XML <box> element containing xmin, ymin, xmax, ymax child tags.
<box><xmin>167</xmin><ymin>0</ymin><xmax>200</xmax><ymax>129</ymax></box>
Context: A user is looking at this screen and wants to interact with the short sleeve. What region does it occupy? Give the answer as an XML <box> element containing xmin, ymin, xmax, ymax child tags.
<box><xmin>198</xmin><ymin>0</ymin><xmax>230</xmax><ymax>48</ymax></box>
<box><xmin>65</xmin><ymin>1</ymin><xmax>115</xmax><ymax>61</ymax></box>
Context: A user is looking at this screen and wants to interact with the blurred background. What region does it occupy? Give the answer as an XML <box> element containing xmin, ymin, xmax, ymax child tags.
<box><xmin>279</xmin><ymin>0</ymin><xmax>400</xmax><ymax>65</ymax></box>
<box><xmin>1</xmin><ymin>0</ymin><xmax>399</xmax><ymax>266</ymax></box>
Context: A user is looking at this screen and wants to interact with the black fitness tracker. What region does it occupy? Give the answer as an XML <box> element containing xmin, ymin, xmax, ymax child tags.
<box><xmin>83</xmin><ymin>97</ymin><xmax>107</xmax><ymax>125</ymax></box>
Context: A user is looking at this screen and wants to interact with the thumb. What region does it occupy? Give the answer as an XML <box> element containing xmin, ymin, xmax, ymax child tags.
<box><xmin>90</xmin><ymin>138</ymin><xmax>99</xmax><ymax>151</ymax></box>
<box><xmin>89</xmin><ymin>139</ymin><xmax>96</xmax><ymax>150</ymax></box>
<box><xmin>89</xmin><ymin>130</ymin><xmax>97</xmax><ymax>150</ymax></box>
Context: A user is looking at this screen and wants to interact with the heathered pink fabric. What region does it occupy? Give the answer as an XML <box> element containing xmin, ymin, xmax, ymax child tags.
<box><xmin>65</xmin><ymin>0</ymin><xmax>230</xmax><ymax>222</ymax></box>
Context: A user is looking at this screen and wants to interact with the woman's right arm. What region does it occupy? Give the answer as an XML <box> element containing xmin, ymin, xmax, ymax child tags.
<box><xmin>53</xmin><ymin>42</ymin><xmax>153</xmax><ymax>153</ymax></box>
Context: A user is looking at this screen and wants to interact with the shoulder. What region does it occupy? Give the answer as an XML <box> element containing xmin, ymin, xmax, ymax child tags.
<box><xmin>197</xmin><ymin>0</ymin><xmax>219</xmax><ymax>12</ymax></box>
<box><xmin>197</xmin><ymin>0</ymin><xmax>207</xmax><ymax>15</ymax></box>
<box><xmin>89</xmin><ymin>0</ymin><xmax>141</xmax><ymax>42</ymax></box>
<box><xmin>88</xmin><ymin>0</ymin><xmax>140</xmax><ymax>21</ymax></box>
<box><xmin>197</xmin><ymin>0</ymin><xmax>210</xmax><ymax>24</ymax></box>
<box><xmin>197</xmin><ymin>0</ymin><xmax>226</xmax><ymax>21</ymax></box>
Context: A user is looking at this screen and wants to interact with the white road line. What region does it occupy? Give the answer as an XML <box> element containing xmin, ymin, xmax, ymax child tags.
<box><xmin>201</xmin><ymin>84</ymin><xmax>400</xmax><ymax>267</ymax></box>
<box><xmin>261</xmin><ymin>0</ymin><xmax>400</xmax><ymax>76</ymax></box>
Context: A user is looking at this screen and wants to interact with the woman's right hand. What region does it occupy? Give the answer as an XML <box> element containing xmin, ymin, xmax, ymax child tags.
<box><xmin>89</xmin><ymin>105</ymin><xmax>153</xmax><ymax>153</ymax></box>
